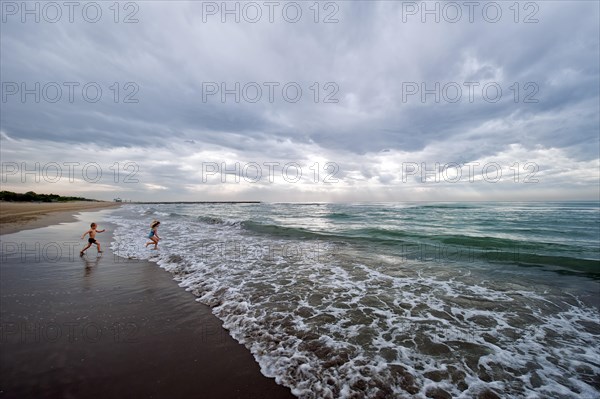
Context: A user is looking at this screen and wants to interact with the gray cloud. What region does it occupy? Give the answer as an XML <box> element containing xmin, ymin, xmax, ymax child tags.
<box><xmin>1</xmin><ymin>1</ymin><xmax>598</xmax><ymax>201</ymax></box>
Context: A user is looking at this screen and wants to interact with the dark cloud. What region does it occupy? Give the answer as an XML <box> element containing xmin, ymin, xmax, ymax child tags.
<box><xmin>1</xmin><ymin>1</ymin><xmax>598</xmax><ymax>200</ymax></box>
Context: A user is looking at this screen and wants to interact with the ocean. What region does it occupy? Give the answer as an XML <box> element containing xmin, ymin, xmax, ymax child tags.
<box><xmin>106</xmin><ymin>202</ymin><xmax>600</xmax><ymax>398</ymax></box>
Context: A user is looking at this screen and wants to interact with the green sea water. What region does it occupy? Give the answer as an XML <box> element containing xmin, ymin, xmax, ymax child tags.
<box><xmin>109</xmin><ymin>201</ymin><xmax>600</xmax><ymax>398</ymax></box>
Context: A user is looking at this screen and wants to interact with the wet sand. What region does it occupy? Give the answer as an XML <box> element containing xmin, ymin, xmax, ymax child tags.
<box><xmin>0</xmin><ymin>201</ymin><xmax>122</xmax><ymax>235</ymax></box>
<box><xmin>0</xmin><ymin>208</ymin><xmax>294</xmax><ymax>398</ymax></box>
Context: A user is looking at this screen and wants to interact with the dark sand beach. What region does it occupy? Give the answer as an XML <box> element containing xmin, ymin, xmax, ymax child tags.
<box><xmin>0</xmin><ymin>201</ymin><xmax>122</xmax><ymax>235</ymax></box>
<box><xmin>0</xmin><ymin>207</ymin><xmax>294</xmax><ymax>398</ymax></box>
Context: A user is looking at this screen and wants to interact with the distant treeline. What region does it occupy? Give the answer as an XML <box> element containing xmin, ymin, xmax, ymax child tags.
<box><xmin>0</xmin><ymin>191</ymin><xmax>95</xmax><ymax>202</ymax></box>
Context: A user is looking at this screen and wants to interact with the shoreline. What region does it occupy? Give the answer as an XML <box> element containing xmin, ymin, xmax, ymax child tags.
<box><xmin>0</xmin><ymin>201</ymin><xmax>121</xmax><ymax>235</ymax></box>
<box><xmin>0</xmin><ymin>206</ymin><xmax>294</xmax><ymax>398</ymax></box>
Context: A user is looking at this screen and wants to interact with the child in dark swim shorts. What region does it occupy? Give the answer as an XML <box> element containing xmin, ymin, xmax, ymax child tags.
<box><xmin>80</xmin><ymin>222</ymin><xmax>106</xmax><ymax>256</ymax></box>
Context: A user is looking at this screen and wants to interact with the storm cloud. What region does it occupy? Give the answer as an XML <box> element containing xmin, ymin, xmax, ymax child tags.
<box><xmin>1</xmin><ymin>1</ymin><xmax>598</xmax><ymax>201</ymax></box>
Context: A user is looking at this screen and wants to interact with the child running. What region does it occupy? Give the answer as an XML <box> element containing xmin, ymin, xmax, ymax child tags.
<box><xmin>145</xmin><ymin>220</ymin><xmax>161</xmax><ymax>249</ymax></box>
<box><xmin>80</xmin><ymin>223</ymin><xmax>106</xmax><ymax>256</ymax></box>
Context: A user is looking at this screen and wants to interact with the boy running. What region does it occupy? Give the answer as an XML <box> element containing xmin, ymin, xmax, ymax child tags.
<box><xmin>80</xmin><ymin>222</ymin><xmax>105</xmax><ymax>256</ymax></box>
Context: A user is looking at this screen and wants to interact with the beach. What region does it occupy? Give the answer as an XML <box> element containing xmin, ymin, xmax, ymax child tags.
<box><xmin>2</xmin><ymin>201</ymin><xmax>598</xmax><ymax>398</ymax></box>
<box><xmin>0</xmin><ymin>201</ymin><xmax>122</xmax><ymax>235</ymax></box>
<box><xmin>0</xmin><ymin>205</ymin><xmax>294</xmax><ymax>398</ymax></box>
<box><xmin>108</xmin><ymin>202</ymin><xmax>600</xmax><ymax>398</ymax></box>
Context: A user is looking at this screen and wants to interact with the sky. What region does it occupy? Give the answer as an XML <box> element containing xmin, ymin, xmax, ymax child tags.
<box><xmin>1</xmin><ymin>0</ymin><xmax>599</xmax><ymax>202</ymax></box>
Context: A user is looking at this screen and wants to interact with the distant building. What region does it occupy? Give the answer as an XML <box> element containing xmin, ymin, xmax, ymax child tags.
<box><xmin>114</xmin><ymin>197</ymin><xmax>122</xmax><ymax>202</ymax></box>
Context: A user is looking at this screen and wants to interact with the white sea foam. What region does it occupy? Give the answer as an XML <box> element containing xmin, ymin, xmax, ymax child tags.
<box><xmin>106</xmin><ymin>205</ymin><xmax>600</xmax><ymax>398</ymax></box>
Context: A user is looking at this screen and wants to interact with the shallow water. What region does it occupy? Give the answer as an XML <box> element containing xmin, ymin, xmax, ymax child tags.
<box><xmin>107</xmin><ymin>202</ymin><xmax>600</xmax><ymax>398</ymax></box>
